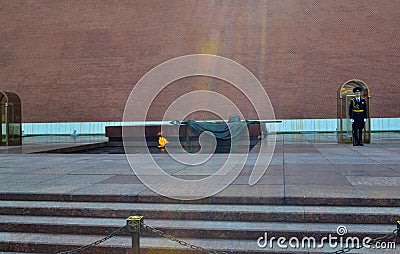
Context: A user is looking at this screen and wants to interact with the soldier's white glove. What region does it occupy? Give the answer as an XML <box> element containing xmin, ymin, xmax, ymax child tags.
<box><xmin>364</xmin><ymin>118</ymin><xmax>367</xmax><ymax>122</ymax></box>
<box><xmin>350</xmin><ymin>119</ymin><xmax>354</xmax><ymax>123</ymax></box>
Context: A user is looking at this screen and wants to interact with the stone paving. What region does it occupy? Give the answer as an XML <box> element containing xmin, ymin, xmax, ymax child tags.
<box><xmin>0</xmin><ymin>135</ymin><xmax>107</xmax><ymax>154</ymax></box>
<box><xmin>0</xmin><ymin>133</ymin><xmax>399</xmax><ymax>201</ymax></box>
<box><xmin>1</xmin><ymin>133</ymin><xmax>400</xmax><ymax>253</ymax></box>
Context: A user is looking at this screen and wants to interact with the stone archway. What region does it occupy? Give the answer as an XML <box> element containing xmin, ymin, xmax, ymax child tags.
<box><xmin>0</xmin><ymin>90</ymin><xmax>22</xmax><ymax>146</ymax></box>
<box><xmin>337</xmin><ymin>79</ymin><xmax>371</xmax><ymax>144</ymax></box>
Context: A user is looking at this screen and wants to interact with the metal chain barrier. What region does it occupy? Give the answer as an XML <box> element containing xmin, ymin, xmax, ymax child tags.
<box><xmin>53</xmin><ymin>218</ymin><xmax>399</xmax><ymax>254</ymax></box>
<box><xmin>142</xmin><ymin>222</ymin><xmax>231</xmax><ymax>254</ymax></box>
<box><xmin>329</xmin><ymin>228</ymin><xmax>399</xmax><ymax>254</ymax></box>
<box><xmin>56</xmin><ymin>225</ymin><xmax>127</xmax><ymax>254</ymax></box>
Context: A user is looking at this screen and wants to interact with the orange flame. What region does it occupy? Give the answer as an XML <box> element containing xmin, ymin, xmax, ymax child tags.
<box><xmin>157</xmin><ymin>131</ymin><xmax>169</xmax><ymax>149</ymax></box>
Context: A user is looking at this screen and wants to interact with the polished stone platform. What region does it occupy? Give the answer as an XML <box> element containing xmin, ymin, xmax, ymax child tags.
<box><xmin>1</xmin><ymin>133</ymin><xmax>400</xmax><ymax>203</ymax></box>
<box><xmin>1</xmin><ymin>133</ymin><xmax>400</xmax><ymax>253</ymax></box>
<box><xmin>0</xmin><ymin>135</ymin><xmax>107</xmax><ymax>154</ymax></box>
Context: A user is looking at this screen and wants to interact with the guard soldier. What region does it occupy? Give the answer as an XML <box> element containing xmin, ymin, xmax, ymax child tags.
<box><xmin>349</xmin><ymin>87</ymin><xmax>367</xmax><ymax>146</ymax></box>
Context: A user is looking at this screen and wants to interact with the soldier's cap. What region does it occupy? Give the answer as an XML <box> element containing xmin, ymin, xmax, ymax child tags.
<box><xmin>353</xmin><ymin>87</ymin><xmax>362</xmax><ymax>93</ymax></box>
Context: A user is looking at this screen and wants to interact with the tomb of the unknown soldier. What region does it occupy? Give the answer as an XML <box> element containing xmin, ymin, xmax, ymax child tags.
<box><xmin>0</xmin><ymin>0</ymin><xmax>399</xmax><ymax>253</ymax></box>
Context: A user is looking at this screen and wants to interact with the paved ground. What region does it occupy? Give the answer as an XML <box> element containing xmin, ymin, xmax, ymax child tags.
<box><xmin>0</xmin><ymin>135</ymin><xmax>107</xmax><ymax>154</ymax></box>
<box><xmin>1</xmin><ymin>132</ymin><xmax>400</xmax><ymax>201</ymax></box>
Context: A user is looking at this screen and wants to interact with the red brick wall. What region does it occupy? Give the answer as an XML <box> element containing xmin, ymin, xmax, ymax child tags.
<box><xmin>0</xmin><ymin>0</ymin><xmax>399</xmax><ymax>122</ymax></box>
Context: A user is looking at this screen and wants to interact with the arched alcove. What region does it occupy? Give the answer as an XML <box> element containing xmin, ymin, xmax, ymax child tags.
<box><xmin>0</xmin><ymin>90</ymin><xmax>22</xmax><ymax>146</ymax></box>
<box><xmin>337</xmin><ymin>79</ymin><xmax>371</xmax><ymax>144</ymax></box>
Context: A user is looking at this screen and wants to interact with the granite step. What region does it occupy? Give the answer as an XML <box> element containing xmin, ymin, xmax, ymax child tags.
<box><xmin>0</xmin><ymin>201</ymin><xmax>399</xmax><ymax>224</ymax></box>
<box><xmin>0</xmin><ymin>253</ymin><xmax>41</xmax><ymax>254</ymax></box>
<box><xmin>1</xmin><ymin>200</ymin><xmax>399</xmax><ymax>253</ymax></box>
<box><xmin>0</xmin><ymin>215</ymin><xmax>398</xmax><ymax>241</ymax></box>
<box><xmin>1</xmin><ymin>192</ymin><xmax>399</xmax><ymax>207</ymax></box>
<box><xmin>0</xmin><ymin>232</ymin><xmax>398</xmax><ymax>254</ymax></box>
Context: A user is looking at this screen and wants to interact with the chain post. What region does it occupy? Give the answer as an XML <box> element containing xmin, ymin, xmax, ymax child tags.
<box><xmin>126</xmin><ymin>216</ymin><xmax>144</xmax><ymax>254</ymax></box>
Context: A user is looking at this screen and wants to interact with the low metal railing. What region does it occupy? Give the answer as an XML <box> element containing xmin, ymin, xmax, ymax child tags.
<box><xmin>57</xmin><ymin>217</ymin><xmax>400</xmax><ymax>254</ymax></box>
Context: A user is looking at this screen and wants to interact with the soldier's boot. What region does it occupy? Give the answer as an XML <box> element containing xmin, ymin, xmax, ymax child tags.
<box><xmin>352</xmin><ymin>128</ymin><xmax>358</xmax><ymax>146</ymax></box>
<box><xmin>358</xmin><ymin>129</ymin><xmax>364</xmax><ymax>146</ymax></box>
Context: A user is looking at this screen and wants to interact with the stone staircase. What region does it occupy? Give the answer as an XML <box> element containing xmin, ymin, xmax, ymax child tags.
<box><xmin>0</xmin><ymin>194</ymin><xmax>399</xmax><ymax>253</ymax></box>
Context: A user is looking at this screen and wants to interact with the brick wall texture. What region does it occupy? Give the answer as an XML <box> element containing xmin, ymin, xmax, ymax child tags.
<box><xmin>0</xmin><ymin>0</ymin><xmax>399</xmax><ymax>122</ymax></box>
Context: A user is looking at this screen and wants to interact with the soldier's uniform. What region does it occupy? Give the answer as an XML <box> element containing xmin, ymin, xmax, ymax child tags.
<box><xmin>349</xmin><ymin>87</ymin><xmax>367</xmax><ymax>146</ymax></box>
